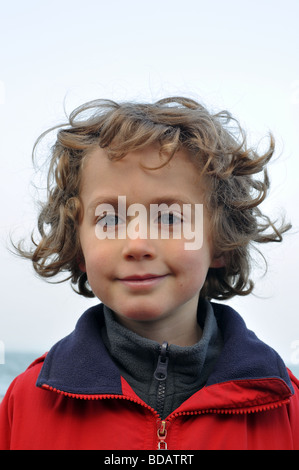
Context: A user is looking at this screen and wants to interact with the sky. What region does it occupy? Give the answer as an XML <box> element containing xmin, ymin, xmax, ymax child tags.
<box><xmin>0</xmin><ymin>0</ymin><xmax>299</xmax><ymax>367</ymax></box>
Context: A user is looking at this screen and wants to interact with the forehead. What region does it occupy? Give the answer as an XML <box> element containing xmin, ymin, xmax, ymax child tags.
<box><xmin>80</xmin><ymin>145</ymin><xmax>205</xmax><ymax>205</ymax></box>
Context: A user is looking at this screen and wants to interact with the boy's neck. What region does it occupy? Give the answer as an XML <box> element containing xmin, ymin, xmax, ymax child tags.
<box><xmin>114</xmin><ymin>306</ymin><xmax>203</xmax><ymax>347</ymax></box>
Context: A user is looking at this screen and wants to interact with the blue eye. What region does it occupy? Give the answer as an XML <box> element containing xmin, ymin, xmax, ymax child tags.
<box><xmin>97</xmin><ymin>213</ymin><xmax>120</xmax><ymax>228</ymax></box>
<box><xmin>158</xmin><ymin>212</ymin><xmax>182</xmax><ymax>225</ymax></box>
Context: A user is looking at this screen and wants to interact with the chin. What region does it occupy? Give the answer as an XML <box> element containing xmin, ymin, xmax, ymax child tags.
<box><xmin>114</xmin><ymin>304</ymin><xmax>167</xmax><ymax>323</ymax></box>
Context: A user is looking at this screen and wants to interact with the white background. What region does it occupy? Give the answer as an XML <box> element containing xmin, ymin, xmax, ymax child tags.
<box><xmin>0</xmin><ymin>0</ymin><xmax>298</xmax><ymax>366</ymax></box>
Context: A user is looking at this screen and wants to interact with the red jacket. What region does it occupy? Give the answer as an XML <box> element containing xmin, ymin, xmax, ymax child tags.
<box><xmin>1</xmin><ymin>302</ymin><xmax>299</xmax><ymax>450</ymax></box>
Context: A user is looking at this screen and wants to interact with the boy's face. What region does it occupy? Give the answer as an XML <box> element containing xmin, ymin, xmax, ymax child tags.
<box><xmin>79</xmin><ymin>145</ymin><xmax>218</xmax><ymax>332</ymax></box>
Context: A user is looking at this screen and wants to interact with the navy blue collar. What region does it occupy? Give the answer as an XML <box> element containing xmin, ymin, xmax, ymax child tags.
<box><xmin>36</xmin><ymin>304</ymin><xmax>123</xmax><ymax>395</ymax></box>
<box><xmin>36</xmin><ymin>301</ymin><xmax>293</xmax><ymax>396</ymax></box>
<box><xmin>209</xmin><ymin>303</ymin><xmax>293</xmax><ymax>392</ymax></box>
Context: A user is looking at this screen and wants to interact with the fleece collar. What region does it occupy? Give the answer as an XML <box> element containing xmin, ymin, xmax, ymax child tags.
<box><xmin>208</xmin><ymin>302</ymin><xmax>293</xmax><ymax>392</ymax></box>
<box><xmin>100</xmin><ymin>301</ymin><xmax>223</xmax><ymax>418</ymax></box>
<box><xmin>36</xmin><ymin>301</ymin><xmax>294</xmax><ymax>398</ymax></box>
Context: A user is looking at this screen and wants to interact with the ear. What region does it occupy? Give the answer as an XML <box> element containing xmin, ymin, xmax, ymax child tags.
<box><xmin>210</xmin><ymin>255</ymin><xmax>225</xmax><ymax>269</ymax></box>
<box><xmin>77</xmin><ymin>254</ymin><xmax>86</xmax><ymax>272</ymax></box>
<box><xmin>79</xmin><ymin>261</ymin><xmax>86</xmax><ymax>272</ymax></box>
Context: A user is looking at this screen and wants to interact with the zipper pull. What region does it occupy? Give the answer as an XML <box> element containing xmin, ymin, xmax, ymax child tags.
<box><xmin>154</xmin><ymin>341</ymin><xmax>169</xmax><ymax>381</ymax></box>
<box><xmin>157</xmin><ymin>420</ymin><xmax>168</xmax><ymax>450</ymax></box>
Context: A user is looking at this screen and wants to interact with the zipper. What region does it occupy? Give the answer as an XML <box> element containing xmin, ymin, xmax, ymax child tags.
<box><xmin>41</xmin><ymin>383</ymin><xmax>159</xmax><ymax>408</ymax></box>
<box><xmin>154</xmin><ymin>341</ymin><xmax>169</xmax><ymax>419</ymax></box>
<box><xmin>155</xmin><ymin>397</ymin><xmax>291</xmax><ymax>449</ymax></box>
<box><xmin>157</xmin><ymin>419</ymin><xmax>168</xmax><ymax>450</ymax></box>
<box><xmin>41</xmin><ymin>383</ymin><xmax>291</xmax><ymax>449</ymax></box>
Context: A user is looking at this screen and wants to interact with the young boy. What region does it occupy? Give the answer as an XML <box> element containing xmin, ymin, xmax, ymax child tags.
<box><xmin>1</xmin><ymin>97</ymin><xmax>299</xmax><ymax>450</ymax></box>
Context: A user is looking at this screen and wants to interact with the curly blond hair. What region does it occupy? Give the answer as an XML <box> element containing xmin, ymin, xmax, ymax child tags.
<box><xmin>16</xmin><ymin>96</ymin><xmax>291</xmax><ymax>299</ymax></box>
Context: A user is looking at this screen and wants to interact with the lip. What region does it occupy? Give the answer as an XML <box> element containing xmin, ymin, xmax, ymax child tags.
<box><xmin>118</xmin><ymin>274</ymin><xmax>168</xmax><ymax>289</ymax></box>
<box><xmin>121</xmin><ymin>274</ymin><xmax>164</xmax><ymax>280</ymax></box>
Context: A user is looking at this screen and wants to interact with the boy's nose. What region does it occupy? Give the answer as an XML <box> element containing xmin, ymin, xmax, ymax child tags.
<box><xmin>121</xmin><ymin>236</ymin><xmax>157</xmax><ymax>261</ymax></box>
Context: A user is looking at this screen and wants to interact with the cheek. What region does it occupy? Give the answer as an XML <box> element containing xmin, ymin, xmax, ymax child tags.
<box><xmin>171</xmin><ymin>241</ymin><xmax>211</xmax><ymax>272</ymax></box>
<box><xmin>83</xmin><ymin>243</ymin><xmax>112</xmax><ymax>281</ymax></box>
<box><xmin>169</xmin><ymin>243</ymin><xmax>212</xmax><ymax>289</ymax></box>
<box><xmin>84</xmin><ymin>249</ymin><xmax>113</xmax><ymax>302</ymax></box>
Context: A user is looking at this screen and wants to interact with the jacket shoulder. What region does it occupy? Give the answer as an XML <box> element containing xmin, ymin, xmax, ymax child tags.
<box><xmin>2</xmin><ymin>353</ymin><xmax>46</xmax><ymax>401</ymax></box>
<box><xmin>0</xmin><ymin>354</ymin><xmax>48</xmax><ymax>449</ymax></box>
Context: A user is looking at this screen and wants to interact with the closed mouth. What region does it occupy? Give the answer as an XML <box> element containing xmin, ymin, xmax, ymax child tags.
<box><xmin>117</xmin><ymin>274</ymin><xmax>168</xmax><ymax>288</ymax></box>
<box><xmin>121</xmin><ymin>274</ymin><xmax>166</xmax><ymax>281</ymax></box>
